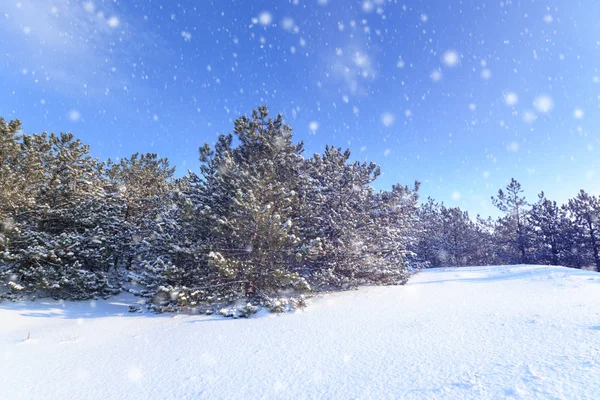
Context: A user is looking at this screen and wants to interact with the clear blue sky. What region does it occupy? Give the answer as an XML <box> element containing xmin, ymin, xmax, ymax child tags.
<box><xmin>2</xmin><ymin>0</ymin><xmax>599</xmax><ymax>218</ymax></box>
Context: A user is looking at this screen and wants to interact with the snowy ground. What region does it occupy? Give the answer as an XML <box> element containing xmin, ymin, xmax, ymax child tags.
<box><xmin>2</xmin><ymin>265</ymin><xmax>600</xmax><ymax>399</ymax></box>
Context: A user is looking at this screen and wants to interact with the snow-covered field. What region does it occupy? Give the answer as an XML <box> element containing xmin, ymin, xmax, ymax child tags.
<box><xmin>2</xmin><ymin>265</ymin><xmax>600</xmax><ymax>399</ymax></box>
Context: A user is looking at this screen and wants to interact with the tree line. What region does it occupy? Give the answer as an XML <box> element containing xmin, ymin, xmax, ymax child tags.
<box><xmin>1</xmin><ymin>107</ymin><xmax>598</xmax><ymax>315</ymax></box>
<box><xmin>414</xmin><ymin>179</ymin><xmax>600</xmax><ymax>271</ymax></box>
<box><xmin>0</xmin><ymin>107</ymin><xmax>418</xmax><ymax>315</ymax></box>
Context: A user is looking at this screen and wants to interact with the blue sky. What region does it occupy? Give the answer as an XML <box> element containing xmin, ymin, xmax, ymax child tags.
<box><xmin>2</xmin><ymin>0</ymin><xmax>600</xmax><ymax>217</ymax></box>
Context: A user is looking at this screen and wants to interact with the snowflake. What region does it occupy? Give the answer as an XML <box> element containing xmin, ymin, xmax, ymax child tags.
<box><xmin>504</xmin><ymin>92</ymin><xmax>519</xmax><ymax>106</ymax></box>
<box><xmin>107</xmin><ymin>16</ymin><xmax>120</xmax><ymax>28</ymax></box>
<box><xmin>381</xmin><ymin>112</ymin><xmax>395</xmax><ymax>127</ymax></box>
<box><xmin>69</xmin><ymin>110</ymin><xmax>81</xmax><ymax>121</ymax></box>
<box><xmin>533</xmin><ymin>94</ymin><xmax>553</xmax><ymax>113</ymax></box>
<box><xmin>442</xmin><ymin>50</ymin><xmax>460</xmax><ymax>67</ymax></box>
<box><xmin>258</xmin><ymin>11</ymin><xmax>272</xmax><ymax>26</ymax></box>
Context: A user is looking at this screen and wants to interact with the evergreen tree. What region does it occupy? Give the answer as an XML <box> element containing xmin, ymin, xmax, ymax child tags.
<box><xmin>300</xmin><ymin>146</ymin><xmax>382</xmax><ymax>287</ymax></box>
<box><xmin>412</xmin><ymin>200</ymin><xmax>495</xmax><ymax>267</ymax></box>
<box><xmin>0</xmin><ymin>118</ymin><xmax>24</xmax><ymax>222</ymax></box>
<box><xmin>366</xmin><ymin>183</ymin><xmax>419</xmax><ymax>282</ymax></box>
<box><xmin>529</xmin><ymin>192</ymin><xmax>566</xmax><ymax>266</ymax></box>
<box><xmin>473</xmin><ymin>215</ymin><xmax>500</xmax><ymax>265</ymax></box>
<box><xmin>559</xmin><ymin>211</ymin><xmax>588</xmax><ymax>269</ymax></box>
<box><xmin>1</xmin><ymin>130</ymin><xmax>118</xmax><ymax>299</ymax></box>
<box><xmin>105</xmin><ymin>153</ymin><xmax>175</xmax><ymax>271</ymax></box>
<box><xmin>492</xmin><ymin>178</ymin><xmax>530</xmax><ymax>263</ymax></box>
<box><xmin>192</xmin><ymin>107</ymin><xmax>309</xmax><ymax>304</ymax></box>
<box><xmin>566</xmin><ymin>190</ymin><xmax>600</xmax><ymax>271</ymax></box>
<box><xmin>412</xmin><ymin>198</ymin><xmax>444</xmax><ymax>267</ymax></box>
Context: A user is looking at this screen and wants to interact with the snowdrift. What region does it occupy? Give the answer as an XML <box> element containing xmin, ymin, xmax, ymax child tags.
<box><xmin>1</xmin><ymin>265</ymin><xmax>600</xmax><ymax>399</ymax></box>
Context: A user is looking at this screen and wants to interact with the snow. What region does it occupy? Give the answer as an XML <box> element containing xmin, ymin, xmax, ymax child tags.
<box><xmin>2</xmin><ymin>265</ymin><xmax>600</xmax><ymax>399</ymax></box>
<box><xmin>106</xmin><ymin>16</ymin><xmax>120</xmax><ymax>29</ymax></box>
<box><xmin>381</xmin><ymin>112</ymin><xmax>395</xmax><ymax>127</ymax></box>
<box><xmin>442</xmin><ymin>50</ymin><xmax>460</xmax><ymax>67</ymax></box>
<box><xmin>533</xmin><ymin>94</ymin><xmax>554</xmax><ymax>113</ymax></box>
<box><xmin>504</xmin><ymin>92</ymin><xmax>519</xmax><ymax>106</ymax></box>
<box><xmin>68</xmin><ymin>110</ymin><xmax>81</xmax><ymax>122</ymax></box>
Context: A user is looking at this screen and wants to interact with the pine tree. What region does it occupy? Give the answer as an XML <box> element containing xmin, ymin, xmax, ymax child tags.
<box><xmin>105</xmin><ymin>153</ymin><xmax>175</xmax><ymax>271</ymax></box>
<box><xmin>0</xmin><ymin>118</ymin><xmax>24</xmax><ymax>220</ymax></box>
<box><xmin>1</xmin><ymin>129</ymin><xmax>118</xmax><ymax>299</ymax></box>
<box><xmin>559</xmin><ymin>210</ymin><xmax>588</xmax><ymax>269</ymax></box>
<box><xmin>412</xmin><ymin>198</ymin><xmax>444</xmax><ymax>267</ymax></box>
<box><xmin>301</xmin><ymin>146</ymin><xmax>380</xmax><ymax>286</ymax></box>
<box><xmin>366</xmin><ymin>183</ymin><xmax>419</xmax><ymax>282</ymax></box>
<box><xmin>193</xmin><ymin>106</ymin><xmax>309</xmax><ymax>304</ymax></box>
<box><xmin>492</xmin><ymin>178</ymin><xmax>530</xmax><ymax>264</ymax></box>
<box><xmin>528</xmin><ymin>192</ymin><xmax>566</xmax><ymax>266</ymax></box>
<box><xmin>473</xmin><ymin>215</ymin><xmax>500</xmax><ymax>265</ymax></box>
<box><xmin>412</xmin><ymin>200</ymin><xmax>495</xmax><ymax>267</ymax></box>
<box><xmin>566</xmin><ymin>190</ymin><xmax>600</xmax><ymax>271</ymax></box>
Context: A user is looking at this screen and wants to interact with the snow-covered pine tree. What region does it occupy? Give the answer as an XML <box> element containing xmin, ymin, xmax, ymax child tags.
<box><xmin>558</xmin><ymin>207</ymin><xmax>588</xmax><ymax>269</ymax></box>
<box><xmin>412</xmin><ymin>198</ymin><xmax>444</xmax><ymax>267</ymax></box>
<box><xmin>528</xmin><ymin>192</ymin><xmax>567</xmax><ymax>266</ymax></box>
<box><xmin>471</xmin><ymin>215</ymin><xmax>500</xmax><ymax>266</ymax></box>
<box><xmin>299</xmin><ymin>145</ymin><xmax>419</xmax><ymax>287</ymax></box>
<box><xmin>0</xmin><ymin>118</ymin><xmax>23</xmax><ymax>263</ymax></box>
<box><xmin>300</xmin><ymin>146</ymin><xmax>380</xmax><ymax>288</ymax></box>
<box><xmin>187</xmin><ymin>106</ymin><xmax>309</xmax><ymax>307</ymax></box>
<box><xmin>365</xmin><ymin>182</ymin><xmax>420</xmax><ymax>283</ymax></box>
<box><xmin>450</xmin><ymin>207</ymin><xmax>483</xmax><ymax>266</ymax></box>
<box><xmin>0</xmin><ymin>118</ymin><xmax>25</xmax><ymax>222</ymax></box>
<box><xmin>1</xmin><ymin>130</ymin><xmax>119</xmax><ymax>299</ymax></box>
<box><xmin>492</xmin><ymin>178</ymin><xmax>531</xmax><ymax>264</ymax></box>
<box><xmin>412</xmin><ymin>199</ymin><xmax>494</xmax><ymax>267</ymax></box>
<box><xmin>134</xmin><ymin>173</ymin><xmax>217</xmax><ymax>310</ymax></box>
<box><xmin>105</xmin><ymin>152</ymin><xmax>176</xmax><ymax>272</ymax></box>
<box><xmin>565</xmin><ymin>190</ymin><xmax>600</xmax><ymax>271</ymax></box>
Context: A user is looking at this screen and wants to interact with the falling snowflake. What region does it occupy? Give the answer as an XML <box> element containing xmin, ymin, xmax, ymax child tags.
<box><xmin>507</xmin><ymin>142</ymin><xmax>520</xmax><ymax>152</ymax></box>
<box><xmin>181</xmin><ymin>31</ymin><xmax>192</xmax><ymax>41</ymax></box>
<box><xmin>107</xmin><ymin>16</ymin><xmax>120</xmax><ymax>28</ymax></box>
<box><xmin>522</xmin><ymin>111</ymin><xmax>537</xmax><ymax>124</ymax></box>
<box><xmin>381</xmin><ymin>113</ymin><xmax>395</xmax><ymax>127</ymax></box>
<box><xmin>573</xmin><ymin>108</ymin><xmax>584</xmax><ymax>119</ymax></box>
<box><xmin>442</xmin><ymin>50</ymin><xmax>460</xmax><ymax>67</ymax></box>
<box><xmin>362</xmin><ymin>1</ymin><xmax>374</xmax><ymax>13</ymax></box>
<box><xmin>533</xmin><ymin>94</ymin><xmax>553</xmax><ymax>113</ymax></box>
<box><xmin>83</xmin><ymin>2</ymin><xmax>95</xmax><ymax>13</ymax></box>
<box><xmin>281</xmin><ymin>17</ymin><xmax>295</xmax><ymax>32</ymax></box>
<box><xmin>308</xmin><ymin>121</ymin><xmax>319</xmax><ymax>133</ymax></box>
<box><xmin>430</xmin><ymin>69</ymin><xmax>442</xmax><ymax>82</ymax></box>
<box><xmin>258</xmin><ymin>11</ymin><xmax>273</xmax><ymax>26</ymax></box>
<box><xmin>69</xmin><ymin>110</ymin><xmax>81</xmax><ymax>121</ymax></box>
<box><xmin>504</xmin><ymin>92</ymin><xmax>519</xmax><ymax>106</ymax></box>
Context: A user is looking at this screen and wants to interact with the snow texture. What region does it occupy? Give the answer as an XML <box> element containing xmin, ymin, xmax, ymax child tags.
<box><xmin>1</xmin><ymin>265</ymin><xmax>600</xmax><ymax>399</ymax></box>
